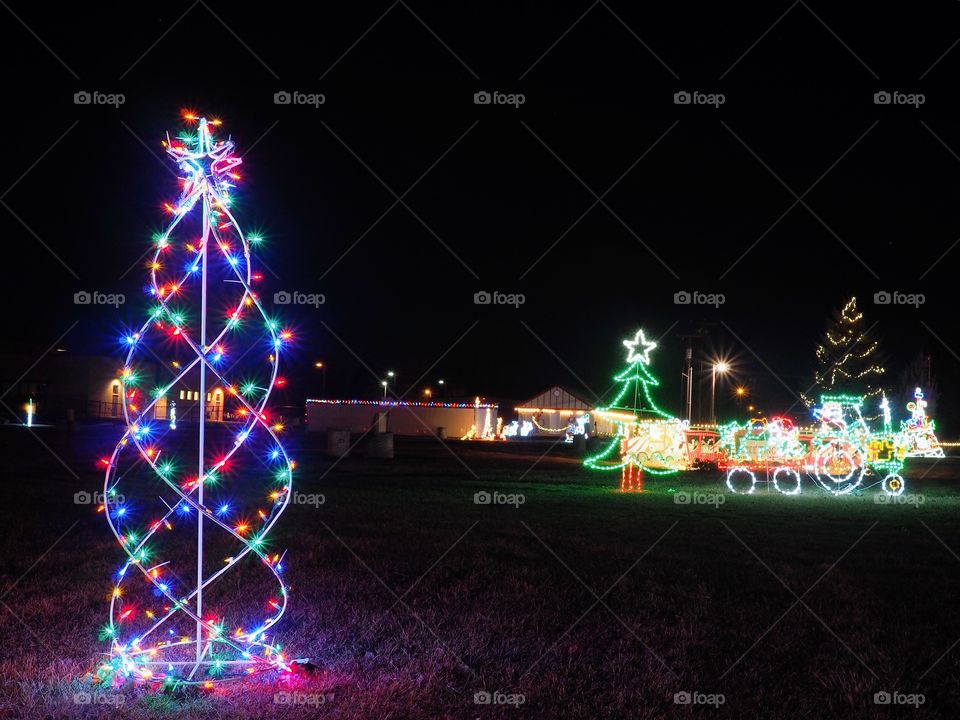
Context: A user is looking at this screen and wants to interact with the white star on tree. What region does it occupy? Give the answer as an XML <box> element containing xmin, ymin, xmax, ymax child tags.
<box><xmin>623</xmin><ymin>329</ymin><xmax>656</xmax><ymax>365</ymax></box>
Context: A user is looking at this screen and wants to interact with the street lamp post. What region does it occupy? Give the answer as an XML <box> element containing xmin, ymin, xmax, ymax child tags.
<box><xmin>381</xmin><ymin>380</ymin><xmax>388</xmax><ymax>400</ymax></box>
<box><xmin>315</xmin><ymin>361</ymin><xmax>326</xmax><ymax>398</ymax></box>
<box><xmin>710</xmin><ymin>362</ymin><xmax>730</xmax><ymax>423</ymax></box>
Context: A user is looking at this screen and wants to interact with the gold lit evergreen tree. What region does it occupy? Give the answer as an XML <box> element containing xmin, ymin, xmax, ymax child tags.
<box><xmin>801</xmin><ymin>297</ymin><xmax>886</xmax><ymax>407</ymax></box>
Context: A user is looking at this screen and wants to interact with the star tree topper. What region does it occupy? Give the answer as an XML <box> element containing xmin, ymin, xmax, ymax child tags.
<box><xmin>623</xmin><ymin>329</ymin><xmax>657</xmax><ymax>365</ymax></box>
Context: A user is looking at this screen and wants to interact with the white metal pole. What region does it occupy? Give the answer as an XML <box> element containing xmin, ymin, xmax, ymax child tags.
<box><xmin>195</xmin><ymin>168</ymin><xmax>210</xmax><ymax>670</ymax></box>
<box><xmin>710</xmin><ymin>365</ymin><xmax>716</xmax><ymax>424</ymax></box>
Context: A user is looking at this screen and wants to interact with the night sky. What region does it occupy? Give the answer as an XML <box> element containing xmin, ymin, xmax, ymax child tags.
<box><xmin>3</xmin><ymin>2</ymin><xmax>960</xmax><ymax>428</ymax></box>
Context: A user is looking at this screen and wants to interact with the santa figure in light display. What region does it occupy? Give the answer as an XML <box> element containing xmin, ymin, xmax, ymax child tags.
<box><xmin>896</xmin><ymin>387</ymin><xmax>945</xmax><ymax>459</ymax></box>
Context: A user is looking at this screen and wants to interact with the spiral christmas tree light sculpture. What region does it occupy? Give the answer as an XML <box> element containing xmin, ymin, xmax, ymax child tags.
<box><xmin>96</xmin><ymin>114</ymin><xmax>296</xmax><ymax>686</ymax></box>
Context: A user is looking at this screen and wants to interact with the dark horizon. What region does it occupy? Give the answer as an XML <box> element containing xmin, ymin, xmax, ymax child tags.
<box><xmin>2</xmin><ymin>2</ymin><xmax>960</xmax><ymax>429</ymax></box>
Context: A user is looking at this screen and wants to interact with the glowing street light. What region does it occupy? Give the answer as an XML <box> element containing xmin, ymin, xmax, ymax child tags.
<box><xmin>734</xmin><ymin>385</ymin><xmax>747</xmax><ymax>411</ymax></box>
<box><xmin>381</xmin><ymin>380</ymin><xmax>388</xmax><ymax>400</ymax></box>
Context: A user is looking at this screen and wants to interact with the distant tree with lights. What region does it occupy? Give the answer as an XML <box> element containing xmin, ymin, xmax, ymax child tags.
<box><xmin>801</xmin><ymin>297</ymin><xmax>886</xmax><ymax>407</ymax></box>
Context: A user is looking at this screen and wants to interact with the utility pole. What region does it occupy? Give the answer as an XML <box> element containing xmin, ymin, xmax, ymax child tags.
<box><xmin>677</xmin><ymin>332</ymin><xmax>703</xmax><ymax>423</ymax></box>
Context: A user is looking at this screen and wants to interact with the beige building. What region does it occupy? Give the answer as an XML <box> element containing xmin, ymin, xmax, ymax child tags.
<box><xmin>306</xmin><ymin>399</ymin><xmax>498</xmax><ymax>439</ymax></box>
<box><xmin>516</xmin><ymin>386</ymin><xmax>594</xmax><ymax>435</ymax></box>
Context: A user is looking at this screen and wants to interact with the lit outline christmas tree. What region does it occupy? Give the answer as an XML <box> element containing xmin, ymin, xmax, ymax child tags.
<box><xmin>584</xmin><ymin>330</ymin><xmax>687</xmax><ymax>489</ymax></box>
<box><xmin>96</xmin><ymin>114</ymin><xmax>296</xmax><ymax>686</ymax></box>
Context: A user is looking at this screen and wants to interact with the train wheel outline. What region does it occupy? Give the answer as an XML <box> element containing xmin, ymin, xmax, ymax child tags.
<box><xmin>882</xmin><ymin>473</ymin><xmax>905</xmax><ymax>496</ymax></box>
<box><xmin>772</xmin><ymin>467</ymin><xmax>802</xmax><ymax>495</ymax></box>
<box><xmin>726</xmin><ymin>467</ymin><xmax>757</xmax><ymax>494</ymax></box>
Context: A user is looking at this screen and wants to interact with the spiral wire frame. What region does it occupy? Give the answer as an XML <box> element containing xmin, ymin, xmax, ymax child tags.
<box><xmin>96</xmin><ymin>117</ymin><xmax>295</xmax><ymax>686</ymax></box>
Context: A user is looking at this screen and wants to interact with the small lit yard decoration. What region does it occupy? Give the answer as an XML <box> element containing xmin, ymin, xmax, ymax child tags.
<box><xmin>896</xmin><ymin>387</ymin><xmax>945</xmax><ymax>459</ymax></box>
<box><xmin>96</xmin><ymin>114</ymin><xmax>296</xmax><ymax>686</ymax></box>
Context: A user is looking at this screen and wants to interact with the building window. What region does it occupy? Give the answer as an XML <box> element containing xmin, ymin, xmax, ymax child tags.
<box><xmin>211</xmin><ymin>389</ymin><xmax>223</xmax><ymax>422</ymax></box>
<box><xmin>110</xmin><ymin>381</ymin><xmax>121</xmax><ymax>418</ymax></box>
<box><xmin>179</xmin><ymin>390</ymin><xmax>186</xmax><ymax>400</ymax></box>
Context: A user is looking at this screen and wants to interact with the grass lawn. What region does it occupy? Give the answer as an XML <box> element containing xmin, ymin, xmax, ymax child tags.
<box><xmin>1</xmin><ymin>425</ymin><xmax>959</xmax><ymax>719</ymax></box>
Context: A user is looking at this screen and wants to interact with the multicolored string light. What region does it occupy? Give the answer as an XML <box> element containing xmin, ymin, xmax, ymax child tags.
<box><xmin>96</xmin><ymin>114</ymin><xmax>296</xmax><ymax>687</ymax></box>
